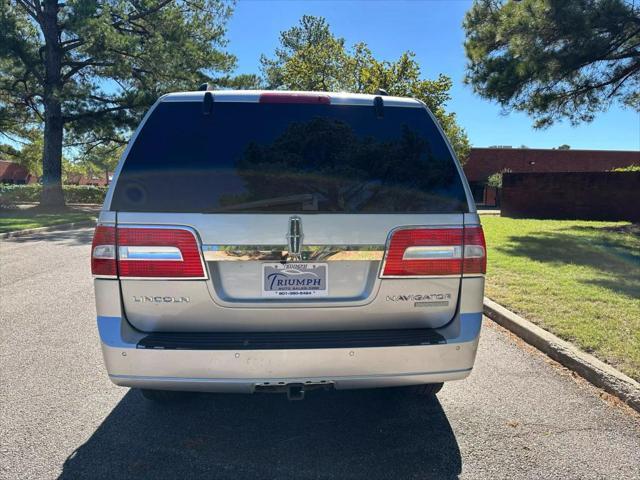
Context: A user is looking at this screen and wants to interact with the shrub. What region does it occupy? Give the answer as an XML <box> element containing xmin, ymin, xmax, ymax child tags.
<box><xmin>486</xmin><ymin>168</ymin><xmax>512</xmax><ymax>189</ymax></box>
<box><xmin>0</xmin><ymin>184</ymin><xmax>108</xmax><ymax>207</ymax></box>
<box><xmin>0</xmin><ymin>184</ymin><xmax>41</xmax><ymax>205</ymax></box>
<box><xmin>611</xmin><ymin>165</ymin><xmax>640</xmax><ymax>172</ymax></box>
<box><xmin>63</xmin><ymin>185</ymin><xmax>108</xmax><ymax>203</ymax></box>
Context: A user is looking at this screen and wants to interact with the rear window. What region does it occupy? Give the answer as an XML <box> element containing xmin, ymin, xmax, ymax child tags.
<box><xmin>111</xmin><ymin>100</ymin><xmax>469</xmax><ymax>213</ymax></box>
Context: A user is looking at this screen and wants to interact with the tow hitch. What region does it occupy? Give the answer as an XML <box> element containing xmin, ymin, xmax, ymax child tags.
<box><xmin>254</xmin><ymin>381</ymin><xmax>334</xmax><ymax>400</ymax></box>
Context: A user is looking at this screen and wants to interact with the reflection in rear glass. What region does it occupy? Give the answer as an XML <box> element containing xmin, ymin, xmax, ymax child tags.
<box><xmin>112</xmin><ymin>101</ymin><xmax>468</xmax><ymax>213</ymax></box>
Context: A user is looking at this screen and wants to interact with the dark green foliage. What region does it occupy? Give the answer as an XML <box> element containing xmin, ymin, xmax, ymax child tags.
<box><xmin>260</xmin><ymin>15</ymin><xmax>471</xmax><ymax>162</ymax></box>
<box><xmin>464</xmin><ymin>0</ymin><xmax>640</xmax><ymax>127</ymax></box>
<box><xmin>0</xmin><ymin>184</ymin><xmax>107</xmax><ymax>206</ymax></box>
<box><xmin>1</xmin><ymin>0</ymin><xmax>246</xmax><ymax>205</ymax></box>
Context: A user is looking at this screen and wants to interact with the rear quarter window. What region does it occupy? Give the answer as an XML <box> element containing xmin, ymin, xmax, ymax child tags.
<box><xmin>111</xmin><ymin>100</ymin><xmax>469</xmax><ymax>213</ymax></box>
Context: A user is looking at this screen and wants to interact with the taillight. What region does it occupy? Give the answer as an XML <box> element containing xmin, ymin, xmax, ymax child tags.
<box><xmin>463</xmin><ymin>226</ymin><xmax>487</xmax><ymax>274</ymax></box>
<box><xmin>381</xmin><ymin>226</ymin><xmax>486</xmax><ymax>277</ymax></box>
<box><xmin>91</xmin><ymin>226</ymin><xmax>206</xmax><ymax>279</ymax></box>
<box><xmin>259</xmin><ymin>92</ymin><xmax>330</xmax><ymax>104</ymax></box>
<box><xmin>382</xmin><ymin>228</ymin><xmax>463</xmax><ymax>276</ymax></box>
<box><xmin>117</xmin><ymin>227</ymin><xmax>205</xmax><ymax>278</ymax></box>
<box><xmin>91</xmin><ymin>225</ymin><xmax>117</xmax><ymax>277</ymax></box>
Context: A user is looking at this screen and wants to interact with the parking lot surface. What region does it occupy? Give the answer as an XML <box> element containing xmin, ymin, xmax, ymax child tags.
<box><xmin>1</xmin><ymin>228</ymin><xmax>639</xmax><ymax>479</ymax></box>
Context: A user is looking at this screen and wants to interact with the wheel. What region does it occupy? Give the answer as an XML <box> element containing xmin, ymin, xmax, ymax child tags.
<box><xmin>139</xmin><ymin>389</ymin><xmax>194</xmax><ymax>404</ymax></box>
<box><xmin>404</xmin><ymin>382</ymin><xmax>444</xmax><ymax>397</ymax></box>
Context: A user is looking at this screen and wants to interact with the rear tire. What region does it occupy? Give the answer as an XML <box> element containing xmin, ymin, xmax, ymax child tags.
<box><xmin>139</xmin><ymin>389</ymin><xmax>194</xmax><ymax>404</ymax></box>
<box><xmin>405</xmin><ymin>382</ymin><xmax>444</xmax><ymax>397</ymax></box>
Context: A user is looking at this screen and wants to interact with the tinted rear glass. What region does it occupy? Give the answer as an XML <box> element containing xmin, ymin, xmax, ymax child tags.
<box><xmin>111</xmin><ymin>100</ymin><xmax>468</xmax><ymax>213</ymax></box>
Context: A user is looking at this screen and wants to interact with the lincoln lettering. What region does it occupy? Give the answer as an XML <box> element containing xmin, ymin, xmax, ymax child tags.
<box><xmin>133</xmin><ymin>296</ymin><xmax>190</xmax><ymax>304</ymax></box>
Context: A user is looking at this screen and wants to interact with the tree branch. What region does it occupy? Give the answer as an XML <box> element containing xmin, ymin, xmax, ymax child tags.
<box><xmin>111</xmin><ymin>0</ymin><xmax>173</xmax><ymax>27</ymax></box>
<box><xmin>62</xmin><ymin>59</ymin><xmax>115</xmax><ymax>82</ymax></box>
<box><xmin>63</xmin><ymin>104</ymin><xmax>131</xmax><ymax>123</ymax></box>
<box><xmin>61</xmin><ymin>38</ymin><xmax>86</xmax><ymax>52</ymax></box>
<box><xmin>607</xmin><ymin>65</ymin><xmax>640</xmax><ymax>98</ymax></box>
<box><xmin>15</xmin><ymin>0</ymin><xmax>40</xmax><ymax>22</ymax></box>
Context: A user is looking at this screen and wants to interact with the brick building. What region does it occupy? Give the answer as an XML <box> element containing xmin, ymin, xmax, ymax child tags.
<box><xmin>0</xmin><ymin>160</ymin><xmax>37</xmax><ymax>184</ymax></box>
<box><xmin>463</xmin><ymin>147</ymin><xmax>640</xmax><ymax>206</ymax></box>
<box><xmin>65</xmin><ymin>172</ymin><xmax>111</xmax><ymax>186</ymax></box>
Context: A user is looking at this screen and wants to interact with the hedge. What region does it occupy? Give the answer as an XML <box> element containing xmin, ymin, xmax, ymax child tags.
<box><xmin>0</xmin><ymin>184</ymin><xmax>107</xmax><ymax>206</ymax></box>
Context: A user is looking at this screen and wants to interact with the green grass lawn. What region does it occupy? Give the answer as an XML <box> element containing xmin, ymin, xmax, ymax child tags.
<box><xmin>482</xmin><ymin>216</ymin><xmax>640</xmax><ymax>381</ymax></box>
<box><xmin>0</xmin><ymin>209</ymin><xmax>96</xmax><ymax>234</ymax></box>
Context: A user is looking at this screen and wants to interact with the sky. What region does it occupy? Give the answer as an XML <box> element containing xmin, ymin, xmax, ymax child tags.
<box><xmin>226</xmin><ymin>0</ymin><xmax>640</xmax><ymax>151</ymax></box>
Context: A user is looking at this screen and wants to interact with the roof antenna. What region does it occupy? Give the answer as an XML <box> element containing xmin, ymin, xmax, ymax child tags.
<box><xmin>373</xmin><ymin>95</ymin><xmax>384</xmax><ymax>119</ymax></box>
<box><xmin>203</xmin><ymin>91</ymin><xmax>214</xmax><ymax>115</ymax></box>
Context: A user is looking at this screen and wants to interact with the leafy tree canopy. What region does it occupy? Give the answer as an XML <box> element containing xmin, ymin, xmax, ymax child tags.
<box><xmin>260</xmin><ymin>15</ymin><xmax>471</xmax><ymax>161</ymax></box>
<box><xmin>0</xmin><ymin>0</ymin><xmax>255</xmax><ymax>205</ymax></box>
<box><xmin>464</xmin><ymin>0</ymin><xmax>640</xmax><ymax>128</ymax></box>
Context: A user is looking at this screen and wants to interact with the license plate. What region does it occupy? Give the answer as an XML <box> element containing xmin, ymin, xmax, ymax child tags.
<box><xmin>262</xmin><ymin>263</ymin><xmax>328</xmax><ymax>298</ymax></box>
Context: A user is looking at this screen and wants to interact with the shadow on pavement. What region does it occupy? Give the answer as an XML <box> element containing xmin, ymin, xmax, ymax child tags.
<box><xmin>496</xmin><ymin>225</ymin><xmax>640</xmax><ymax>300</ymax></box>
<box><xmin>5</xmin><ymin>227</ymin><xmax>94</xmax><ymax>246</ymax></box>
<box><xmin>60</xmin><ymin>388</ymin><xmax>461</xmax><ymax>479</ymax></box>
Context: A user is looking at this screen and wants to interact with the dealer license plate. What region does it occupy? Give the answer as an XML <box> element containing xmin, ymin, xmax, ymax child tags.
<box><xmin>262</xmin><ymin>263</ymin><xmax>328</xmax><ymax>298</ymax></box>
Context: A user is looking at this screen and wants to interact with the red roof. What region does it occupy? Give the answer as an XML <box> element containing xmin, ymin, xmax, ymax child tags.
<box><xmin>0</xmin><ymin>160</ymin><xmax>33</xmax><ymax>183</ymax></box>
<box><xmin>463</xmin><ymin>148</ymin><xmax>640</xmax><ymax>182</ymax></box>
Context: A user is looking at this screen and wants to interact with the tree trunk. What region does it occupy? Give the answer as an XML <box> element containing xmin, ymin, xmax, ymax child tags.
<box><xmin>40</xmin><ymin>0</ymin><xmax>65</xmax><ymax>208</ymax></box>
<box><xmin>41</xmin><ymin>97</ymin><xmax>64</xmax><ymax>207</ymax></box>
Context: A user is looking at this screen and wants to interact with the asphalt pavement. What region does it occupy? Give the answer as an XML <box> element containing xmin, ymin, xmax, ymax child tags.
<box><xmin>1</xmin><ymin>227</ymin><xmax>639</xmax><ymax>479</ymax></box>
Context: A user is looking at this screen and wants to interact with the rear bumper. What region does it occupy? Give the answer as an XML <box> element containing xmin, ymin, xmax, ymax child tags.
<box><xmin>97</xmin><ymin>313</ymin><xmax>483</xmax><ymax>393</ymax></box>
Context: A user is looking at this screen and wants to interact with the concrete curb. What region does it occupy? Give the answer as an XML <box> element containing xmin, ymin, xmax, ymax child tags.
<box><xmin>16</xmin><ymin>202</ymin><xmax>102</xmax><ymax>207</ymax></box>
<box><xmin>483</xmin><ymin>297</ymin><xmax>640</xmax><ymax>412</ymax></box>
<box><xmin>0</xmin><ymin>219</ymin><xmax>96</xmax><ymax>240</ymax></box>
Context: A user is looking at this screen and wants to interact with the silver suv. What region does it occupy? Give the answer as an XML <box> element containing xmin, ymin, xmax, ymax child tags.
<box><xmin>92</xmin><ymin>90</ymin><xmax>485</xmax><ymax>402</ymax></box>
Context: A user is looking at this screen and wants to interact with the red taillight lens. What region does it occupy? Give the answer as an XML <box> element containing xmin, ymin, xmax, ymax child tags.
<box><xmin>381</xmin><ymin>226</ymin><xmax>486</xmax><ymax>277</ymax></box>
<box><xmin>117</xmin><ymin>227</ymin><xmax>205</xmax><ymax>278</ymax></box>
<box><xmin>463</xmin><ymin>226</ymin><xmax>487</xmax><ymax>274</ymax></box>
<box><xmin>91</xmin><ymin>225</ymin><xmax>117</xmax><ymax>277</ymax></box>
<box><xmin>259</xmin><ymin>93</ymin><xmax>330</xmax><ymax>104</ymax></box>
<box><xmin>91</xmin><ymin>226</ymin><xmax>206</xmax><ymax>279</ymax></box>
<box><xmin>382</xmin><ymin>228</ymin><xmax>464</xmax><ymax>276</ymax></box>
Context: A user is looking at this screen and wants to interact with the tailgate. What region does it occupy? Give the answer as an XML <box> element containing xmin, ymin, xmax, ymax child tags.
<box><xmin>118</xmin><ymin>213</ymin><xmax>464</xmax><ymax>332</ymax></box>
